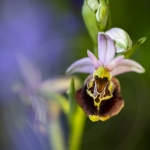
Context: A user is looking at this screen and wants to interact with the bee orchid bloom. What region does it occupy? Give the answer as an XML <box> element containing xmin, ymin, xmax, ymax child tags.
<box><xmin>66</xmin><ymin>33</ymin><xmax>145</xmax><ymax>122</ymax></box>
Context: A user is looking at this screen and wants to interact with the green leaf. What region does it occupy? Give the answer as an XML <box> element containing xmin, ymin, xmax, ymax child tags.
<box><xmin>124</xmin><ymin>37</ymin><xmax>147</xmax><ymax>58</ymax></box>
<box><xmin>48</xmin><ymin>119</ymin><xmax>66</xmax><ymax>150</ymax></box>
<box><xmin>67</xmin><ymin>78</ymin><xmax>87</xmax><ymax>150</ymax></box>
<box><xmin>69</xmin><ymin>106</ymin><xmax>86</xmax><ymax>150</ymax></box>
<box><xmin>67</xmin><ymin>78</ymin><xmax>77</xmax><ymax>121</ymax></box>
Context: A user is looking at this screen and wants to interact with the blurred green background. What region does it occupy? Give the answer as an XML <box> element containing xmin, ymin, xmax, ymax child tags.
<box><xmin>0</xmin><ymin>0</ymin><xmax>150</xmax><ymax>150</ymax></box>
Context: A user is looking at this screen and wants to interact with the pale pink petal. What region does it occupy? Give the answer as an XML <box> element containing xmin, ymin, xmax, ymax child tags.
<box><xmin>66</xmin><ymin>58</ymin><xmax>94</xmax><ymax>75</ymax></box>
<box><xmin>38</xmin><ymin>77</ymin><xmax>81</xmax><ymax>93</ymax></box>
<box><xmin>87</xmin><ymin>50</ymin><xmax>102</xmax><ymax>69</ymax></box>
<box><xmin>106</xmin><ymin>55</ymin><xmax>124</xmax><ymax>71</ymax></box>
<box><xmin>98</xmin><ymin>33</ymin><xmax>106</xmax><ymax>64</ymax></box>
<box><xmin>111</xmin><ymin>59</ymin><xmax>145</xmax><ymax>76</ymax></box>
<box><xmin>16</xmin><ymin>54</ymin><xmax>42</xmax><ymax>89</ymax></box>
<box><xmin>29</xmin><ymin>94</ymin><xmax>47</xmax><ymax>123</ymax></box>
<box><xmin>98</xmin><ymin>33</ymin><xmax>116</xmax><ymax>66</ymax></box>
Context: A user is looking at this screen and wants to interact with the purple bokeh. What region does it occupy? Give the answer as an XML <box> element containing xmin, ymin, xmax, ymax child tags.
<box><xmin>0</xmin><ymin>0</ymin><xmax>81</xmax><ymax>149</ymax></box>
<box><xmin>0</xmin><ymin>0</ymin><xmax>81</xmax><ymax>99</ymax></box>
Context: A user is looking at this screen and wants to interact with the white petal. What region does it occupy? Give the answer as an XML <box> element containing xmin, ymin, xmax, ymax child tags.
<box><xmin>111</xmin><ymin>59</ymin><xmax>145</xmax><ymax>76</ymax></box>
<box><xmin>106</xmin><ymin>28</ymin><xmax>132</xmax><ymax>53</ymax></box>
<box><xmin>66</xmin><ymin>57</ymin><xmax>94</xmax><ymax>75</ymax></box>
<box><xmin>96</xmin><ymin>4</ymin><xmax>101</xmax><ymax>22</ymax></box>
<box><xmin>106</xmin><ymin>55</ymin><xmax>124</xmax><ymax>71</ymax></box>
<box><xmin>98</xmin><ymin>33</ymin><xmax>116</xmax><ymax>66</ymax></box>
<box><xmin>87</xmin><ymin>0</ymin><xmax>99</xmax><ymax>12</ymax></box>
<box><xmin>87</xmin><ymin>50</ymin><xmax>102</xmax><ymax>69</ymax></box>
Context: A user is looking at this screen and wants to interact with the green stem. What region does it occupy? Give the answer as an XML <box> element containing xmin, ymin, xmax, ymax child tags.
<box><xmin>48</xmin><ymin>119</ymin><xmax>66</xmax><ymax>150</ymax></box>
<box><xmin>69</xmin><ymin>106</ymin><xmax>86</xmax><ymax>150</ymax></box>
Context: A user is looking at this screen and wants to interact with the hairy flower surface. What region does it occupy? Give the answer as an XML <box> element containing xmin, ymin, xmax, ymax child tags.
<box><xmin>66</xmin><ymin>32</ymin><xmax>145</xmax><ymax>122</ymax></box>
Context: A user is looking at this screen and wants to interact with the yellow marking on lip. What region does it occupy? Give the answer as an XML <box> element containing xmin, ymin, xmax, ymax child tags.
<box><xmin>86</xmin><ymin>67</ymin><xmax>114</xmax><ymax>110</ymax></box>
<box><xmin>87</xmin><ymin>80</ymin><xmax>94</xmax><ymax>88</ymax></box>
<box><xmin>93</xmin><ymin>100</ymin><xmax>101</xmax><ymax>110</ymax></box>
<box><xmin>89</xmin><ymin>115</ymin><xmax>110</xmax><ymax>122</ymax></box>
<box><xmin>86</xmin><ymin>85</ymin><xmax>114</xmax><ymax>110</ymax></box>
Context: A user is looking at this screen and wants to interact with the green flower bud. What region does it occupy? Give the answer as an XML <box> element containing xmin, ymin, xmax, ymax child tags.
<box><xmin>82</xmin><ymin>0</ymin><xmax>99</xmax><ymax>45</ymax></box>
<box><xmin>87</xmin><ymin>0</ymin><xmax>99</xmax><ymax>12</ymax></box>
<box><xmin>82</xmin><ymin>0</ymin><xmax>109</xmax><ymax>44</ymax></box>
<box><xmin>96</xmin><ymin>0</ymin><xmax>109</xmax><ymax>30</ymax></box>
<box><xmin>105</xmin><ymin>28</ymin><xmax>132</xmax><ymax>53</ymax></box>
<box><xmin>87</xmin><ymin>0</ymin><xmax>109</xmax><ymax>29</ymax></box>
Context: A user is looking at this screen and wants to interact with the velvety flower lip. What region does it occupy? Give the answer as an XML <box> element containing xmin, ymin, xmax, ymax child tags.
<box><xmin>66</xmin><ymin>32</ymin><xmax>145</xmax><ymax>76</ymax></box>
<box><xmin>76</xmin><ymin>75</ymin><xmax>124</xmax><ymax>122</ymax></box>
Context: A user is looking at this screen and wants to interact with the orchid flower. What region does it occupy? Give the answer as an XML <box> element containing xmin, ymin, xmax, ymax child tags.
<box><xmin>14</xmin><ymin>54</ymin><xmax>80</xmax><ymax>124</ymax></box>
<box><xmin>66</xmin><ymin>32</ymin><xmax>145</xmax><ymax>122</ymax></box>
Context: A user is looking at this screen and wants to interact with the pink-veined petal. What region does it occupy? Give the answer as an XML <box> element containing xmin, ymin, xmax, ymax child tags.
<box><xmin>98</xmin><ymin>33</ymin><xmax>106</xmax><ymax>64</ymax></box>
<box><xmin>98</xmin><ymin>33</ymin><xmax>116</xmax><ymax>66</ymax></box>
<box><xmin>87</xmin><ymin>50</ymin><xmax>102</xmax><ymax>69</ymax></box>
<box><xmin>66</xmin><ymin>57</ymin><xmax>94</xmax><ymax>75</ymax></box>
<box><xmin>110</xmin><ymin>59</ymin><xmax>145</xmax><ymax>76</ymax></box>
<box><xmin>106</xmin><ymin>55</ymin><xmax>124</xmax><ymax>71</ymax></box>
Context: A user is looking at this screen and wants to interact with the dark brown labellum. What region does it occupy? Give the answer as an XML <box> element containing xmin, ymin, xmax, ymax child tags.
<box><xmin>75</xmin><ymin>75</ymin><xmax>124</xmax><ymax>122</ymax></box>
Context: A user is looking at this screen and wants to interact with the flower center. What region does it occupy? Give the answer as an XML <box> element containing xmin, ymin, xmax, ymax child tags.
<box><xmin>86</xmin><ymin>67</ymin><xmax>114</xmax><ymax>110</ymax></box>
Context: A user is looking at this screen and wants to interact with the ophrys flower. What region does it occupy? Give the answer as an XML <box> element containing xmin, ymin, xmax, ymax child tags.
<box><xmin>66</xmin><ymin>32</ymin><xmax>145</xmax><ymax>122</ymax></box>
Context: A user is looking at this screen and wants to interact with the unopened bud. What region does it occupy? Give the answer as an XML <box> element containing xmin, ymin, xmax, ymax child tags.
<box><xmin>96</xmin><ymin>0</ymin><xmax>109</xmax><ymax>29</ymax></box>
<box><xmin>82</xmin><ymin>0</ymin><xmax>109</xmax><ymax>44</ymax></box>
<box><xmin>87</xmin><ymin>0</ymin><xmax>109</xmax><ymax>30</ymax></box>
<box><xmin>106</xmin><ymin>28</ymin><xmax>132</xmax><ymax>53</ymax></box>
<box><xmin>87</xmin><ymin>0</ymin><xmax>99</xmax><ymax>12</ymax></box>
